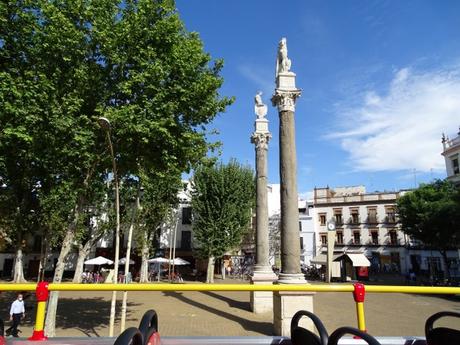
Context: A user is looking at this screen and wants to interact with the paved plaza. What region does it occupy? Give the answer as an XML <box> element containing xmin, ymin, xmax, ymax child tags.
<box><xmin>1</xmin><ymin>278</ymin><xmax>459</xmax><ymax>338</ymax></box>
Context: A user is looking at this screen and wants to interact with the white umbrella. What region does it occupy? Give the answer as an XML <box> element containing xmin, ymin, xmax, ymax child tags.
<box><xmin>171</xmin><ymin>257</ymin><xmax>190</xmax><ymax>265</ymax></box>
<box><xmin>84</xmin><ymin>256</ymin><xmax>114</xmax><ymax>265</ymax></box>
<box><xmin>147</xmin><ymin>257</ymin><xmax>170</xmax><ymax>263</ymax></box>
<box><xmin>119</xmin><ymin>257</ymin><xmax>135</xmax><ymax>265</ymax></box>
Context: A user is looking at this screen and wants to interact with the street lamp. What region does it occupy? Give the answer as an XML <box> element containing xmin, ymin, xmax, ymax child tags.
<box><xmin>98</xmin><ymin>117</ymin><xmax>120</xmax><ymax>337</ymax></box>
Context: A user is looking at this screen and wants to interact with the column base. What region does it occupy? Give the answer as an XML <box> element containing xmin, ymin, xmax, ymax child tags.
<box><xmin>250</xmin><ymin>271</ymin><xmax>278</xmax><ymax>314</ymax></box>
<box><xmin>277</xmin><ymin>272</ymin><xmax>307</xmax><ymax>284</ymax></box>
<box><xmin>273</xmin><ymin>290</ymin><xmax>315</xmax><ymax>337</ymax></box>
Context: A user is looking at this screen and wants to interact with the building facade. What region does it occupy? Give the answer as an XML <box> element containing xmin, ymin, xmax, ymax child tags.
<box><xmin>313</xmin><ymin>186</ymin><xmax>409</xmax><ymax>274</ymax></box>
<box><xmin>442</xmin><ymin>128</ymin><xmax>460</xmax><ymax>186</ymax></box>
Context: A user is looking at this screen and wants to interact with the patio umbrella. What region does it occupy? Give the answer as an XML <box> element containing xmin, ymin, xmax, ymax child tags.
<box><xmin>171</xmin><ymin>257</ymin><xmax>190</xmax><ymax>265</ymax></box>
<box><xmin>119</xmin><ymin>257</ymin><xmax>135</xmax><ymax>265</ymax></box>
<box><xmin>147</xmin><ymin>257</ymin><xmax>170</xmax><ymax>263</ymax></box>
<box><xmin>84</xmin><ymin>256</ymin><xmax>114</xmax><ymax>265</ymax></box>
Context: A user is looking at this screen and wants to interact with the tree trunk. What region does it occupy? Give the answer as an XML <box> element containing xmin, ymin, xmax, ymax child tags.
<box><xmin>206</xmin><ymin>256</ymin><xmax>215</xmax><ymax>283</ymax></box>
<box><xmin>45</xmin><ymin>164</ymin><xmax>95</xmax><ymax>336</ymax></box>
<box><xmin>44</xmin><ymin>228</ymin><xmax>75</xmax><ymax>337</ymax></box>
<box><xmin>13</xmin><ymin>246</ymin><xmax>26</xmax><ymax>283</ymax></box>
<box><xmin>139</xmin><ymin>231</ymin><xmax>150</xmax><ymax>283</ymax></box>
<box><xmin>120</xmin><ymin>188</ymin><xmax>140</xmax><ymax>332</ymax></box>
<box><xmin>38</xmin><ymin>233</ymin><xmax>50</xmax><ymax>282</ymax></box>
<box><xmin>72</xmin><ymin>241</ymin><xmax>93</xmax><ymax>283</ymax></box>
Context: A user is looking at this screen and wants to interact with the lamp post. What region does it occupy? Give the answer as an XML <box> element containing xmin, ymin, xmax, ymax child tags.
<box><xmin>98</xmin><ymin>117</ymin><xmax>120</xmax><ymax>337</ymax></box>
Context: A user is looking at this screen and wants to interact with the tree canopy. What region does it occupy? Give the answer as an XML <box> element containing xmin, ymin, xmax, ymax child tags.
<box><xmin>1</xmin><ymin>0</ymin><xmax>232</xmax><ymax>333</ymax></box>
<box><xmin>191</xmin><ymin>160</ymin><xmax>255</xmax><ymax>282</ymax></box>
<box><xmin>397</xmin><ymin>179</ymin><xmax>460</xmax><ymax>276</ymax></box>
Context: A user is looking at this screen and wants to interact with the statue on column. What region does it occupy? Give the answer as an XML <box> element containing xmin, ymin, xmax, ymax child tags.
<box><xmin>276</xmin><ymin>37</ymin><xmax>292</xmax><ymax>77</ymax></box>
<box><xmin>254</xmin><ymin>91</ymin><xmax>268</xmax><ymax>119</ymax></box>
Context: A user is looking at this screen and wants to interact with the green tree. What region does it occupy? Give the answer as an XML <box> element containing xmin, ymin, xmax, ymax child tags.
<box><xmin>1</xmin><ymin>0</ymin><xmax>231</xmax><ymax>335</ymax></box>
<box><xmin>135</xmin><ymin>171</ymin><xmax>182</xmax><ymax>282</ymax></box>
<box><xmin>191</xmin><ymin>160</ymin><xmax>255</xmax><ymax>283</ymax></box>
<box><xmin>397</xmin><ymin>179</ymin><xmax>460</xmax><ymax>279</ymax></box>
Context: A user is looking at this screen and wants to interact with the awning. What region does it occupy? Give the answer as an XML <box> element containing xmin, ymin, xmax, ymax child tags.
<box><xmin>340</xmin><ymin>253</ymin><xmax>371</xmax><ymax>267</ymax></box>
<box><xmin>310</xmin><ymin>253</ymin><xmax>341</xmax><ymax>265</ymax></box>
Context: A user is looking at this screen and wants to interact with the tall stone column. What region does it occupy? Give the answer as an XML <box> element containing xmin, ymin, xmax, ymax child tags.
<box><xmin>271</xmin><ymin>37</ymin><xmax>313</xmax><ymax>336</ymax></box>
<box><xmin>250</xmin><ymin>93</ymin><xmax>277</xmax><ymax>314</ymax></box>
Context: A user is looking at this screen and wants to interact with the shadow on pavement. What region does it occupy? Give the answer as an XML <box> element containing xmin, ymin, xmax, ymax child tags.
<box><xmin>55</xmin><ymin>297</ymin><xmax>141</xmax><ymax>337</ymax></box>
<box><xmin>200</xmin><ymin>291</ymin><xmax>251</xmax><ymax>311</ymax></box>
<box><xmin>163</xmin><ymin>291</ymin><xmax>273</xmax><ymax>335</ymax></box>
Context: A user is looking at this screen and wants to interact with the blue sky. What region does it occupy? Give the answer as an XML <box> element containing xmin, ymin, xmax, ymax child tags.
<box><xmin>176</xmin><ymin>0</ymin><xmax>460</xmax><ymax>197</ymax></box>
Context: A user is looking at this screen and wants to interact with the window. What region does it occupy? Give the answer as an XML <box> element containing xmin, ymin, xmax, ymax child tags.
<box><xmin>182</xmin><ymin>207</ymin><xmax>192</xmax><ymax>224</ymax></box>
<box><xmin>181</xmin><ymin>231</ymin><xmax>192</xmax><ymax>249</ymax></box>
<box><xmin>452</xmin><ymin>157</ymin><xmax>460</xmax><ymax>175</ymax></box>
<box><xmin>300</xmin><ymin>237</ymin><xmax>304</xmax><ymax>250</ymax></box>
<box><xmin>371</xmin><ymin>232</ymin><xmax>379</xmax><ymax>245</ymax></box>
<box><xmin>299</xmin><ymin>221</ymin><xmax>302</xmax><ymax>231</ymax></box>
<box><xmin>335</xmin><ymin>213</ymin><xmax>343</xmax><ymax>225</ymax></box>
<box><xmin>389</xmin><ymin>231</ymin><xmax>398</xmax><ymax>245</ymax></box>
<box><xmin>321</xmin><ymin>235</ymin><xmax>327</xmax><ymax>245</ymax></box>
<box><xmin>385</xmin><ymin>206</ymin><xmax>396</xmax><ymax>223</ymax></box>
<box><xmin>353</xmin><ymin>231</ymin><xmax>361</xmax><ymax>245</ymax></box>
<box><xmin>367</xmin><ymin>208</ymin><xmax>377</xmax><ymax>224</ymax></box>
<box><xmin>334</xmin><ymin>208</ymin><xmax>343</xmax><ymax>225</ymax></box>
<box><xmin>350</xmin><ymin>209</ymin><xmax>359</xmax><ymax>224</ymax></box>
<box><xmin>336</xmin><ymin>232</ymin><xmax>343</xmax><ymax>245</ymax></box>
<box><xmin>319</xmin><ymin>214</ymin><xmax>326</xmax><ymax>226</ymax></box>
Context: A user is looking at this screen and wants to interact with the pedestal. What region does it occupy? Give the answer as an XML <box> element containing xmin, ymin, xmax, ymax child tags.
<box><xmin>273</xmin><ymin>290</ymin><xmax>315</xmax><ymax>336</ymax></box>
<box><xmin>250</xmin><ymin>271</ymin><xmax>278</xmax><ymax>314</ymax></box>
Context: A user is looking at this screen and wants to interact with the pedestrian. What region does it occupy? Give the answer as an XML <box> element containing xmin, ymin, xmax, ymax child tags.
<box><xmin>6</xmin><ymin>293</ymin><xmax>25</xmax><ymax>337</ymax></box>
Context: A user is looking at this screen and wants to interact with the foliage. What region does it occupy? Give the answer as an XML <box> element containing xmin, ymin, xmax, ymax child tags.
<box><xmin>0</xmin><ymin>0</ymin><xmax>232</xmax><ymax>257</ymax></box>
<box><xmin>397</xmin><ymin>179</ymin><xmax>460</xmax><ymax>275</ymax></box>
<box><xmin>397</xmin><ymin>180</ymin><xmax>460</xmax><ymax>248</ymax></box>
<box><xmin>191</xmin><ymin>160</ymin><xmax>255</xmax><ymax>259</ymax></box>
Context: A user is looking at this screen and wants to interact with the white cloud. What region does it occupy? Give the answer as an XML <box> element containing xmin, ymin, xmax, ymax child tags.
<box><xmin>329</xmin><ymin>65</ymin><xmax>460</xmax><ymax>172</ymax></box>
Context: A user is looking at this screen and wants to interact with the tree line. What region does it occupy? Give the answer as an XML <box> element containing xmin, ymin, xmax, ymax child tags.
<box><xmin>0</xmin><ymin>0</ymin><xmax>257</xmax><ymax>336</ymax></box>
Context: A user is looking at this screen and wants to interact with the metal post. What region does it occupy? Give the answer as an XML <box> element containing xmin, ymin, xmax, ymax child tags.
<box><xmin>353</xmin><ymin>283</ymin><xmax>367</xmax><ymax>332</ymax></box>
<box><xmin>29</xmin><ymin>282</ymin><xmax>49</xmax><ymax>341</ymax></box>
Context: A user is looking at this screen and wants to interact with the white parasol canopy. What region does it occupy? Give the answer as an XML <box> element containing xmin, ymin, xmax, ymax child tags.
<box><xmin>171</xmin><ymin>257</ymin><xmax>190</xmax><ymax>265</ymax></box>
<box><xmin>119</xmin><ymin>257</ymin><xmax>135</xmax><ymax>265</ymax></box>
<box><xmin>147</xmin><ymin>257</ymin><xmax>170</xmax><ymax>263</ymax></box>
<box><xmin>84</xmin><ymin>256</ymin><xmax>114</xmax><ymax>265</ymax></box>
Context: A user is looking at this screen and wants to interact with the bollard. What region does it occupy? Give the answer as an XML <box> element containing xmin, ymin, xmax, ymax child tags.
<box><xmin>352</xmin><ymin>283</ymin><xmax>366</xmax><ymax>333</ymax></box>
<box><xmin>28</xmin><ymin>282</ymin><xmax>49</xmax><ymax>341</ymax></box>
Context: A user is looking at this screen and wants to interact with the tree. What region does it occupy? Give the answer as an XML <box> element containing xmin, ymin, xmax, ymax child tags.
<box><xmin>136</xmin><ymin>172</ymin><xmax>182</xmax><ymax>282</ymax></box>
<box><xmin>397</xmin><ymin>179</ymin><xmax>460</xmax><ymax>279</ymax></box>
<box><xmin>1</xmin><ymin>0</ymin><xmax>231</xmax><ymax>335</ymax></box>
<box><xmin>191</xmin><ymin>160</ymin><xmax>255</xmax><ymax>283</ymax></box>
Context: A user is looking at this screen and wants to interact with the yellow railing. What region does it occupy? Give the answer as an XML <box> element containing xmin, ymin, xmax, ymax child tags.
<box><xmin>3</xmin><ymin>282</ymin><xmax>459</xmax><ymax>341</ymax></box>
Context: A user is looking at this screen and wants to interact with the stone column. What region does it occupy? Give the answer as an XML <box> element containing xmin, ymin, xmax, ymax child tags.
<box><xmin>271</xmin><ymin>73</ymin><xmax>303</xmax><ymax>283</ymax></box>
<box><xmin>271</xmin><ymin>37</ymin><xmax>314</xmax><ymax>336</ymax></box>
<box><xmin>250</xmin><ymin>94</ymin><xmax>277</xmax><ymax>314</ymax></box>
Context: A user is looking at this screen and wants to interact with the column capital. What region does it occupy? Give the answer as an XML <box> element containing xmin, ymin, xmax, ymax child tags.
<box><xmin>251</xmin><ymin>131</ymin><xmax>272</xmax><ymax>150</ymax></box>
<box><xmin>271</xmin><ymin>89</ymin><xmax>301</xmax><ymax>112</ymax></box>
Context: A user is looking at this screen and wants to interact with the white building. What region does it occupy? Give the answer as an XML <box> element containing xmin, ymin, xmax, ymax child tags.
<box><xmin>313</xmin><ymin>186</ymin><xmax>409</xmax><ymax>274</ymax></box>
<box><xmin>299</xmin><ymin>201</ymin><xmax>316</xmax><ymax>266</ymax></box>
<box><xmin>442</xmin><ymin>128</ymin><xmax>460</xmax><ymax>186</ymax></box>
<box><xmin>267</xmin><ymin>184</ymin><xmax>316</xmax><ymax>267</ymax></box>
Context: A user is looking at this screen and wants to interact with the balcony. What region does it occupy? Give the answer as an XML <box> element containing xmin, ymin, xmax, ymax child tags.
<box><xmin>383</xmin><ymin>215</ymin><xmax>397</xmax><ymax>224</ymax></box>
<box><xmin>365</xmin><ymin>216</ymin><xmax>379</xmax><ymax>225</ymax></box>
<box><xmin>348</xmin><ymin>216</ymin><xmax>361</xmax><ymax>226</ymax></box>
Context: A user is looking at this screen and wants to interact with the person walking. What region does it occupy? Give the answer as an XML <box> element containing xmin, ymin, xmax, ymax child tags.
<box><xmin>6</xmin><ymin>293</ymin><xmax>25</xmax><ymax>337</ymax></box>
